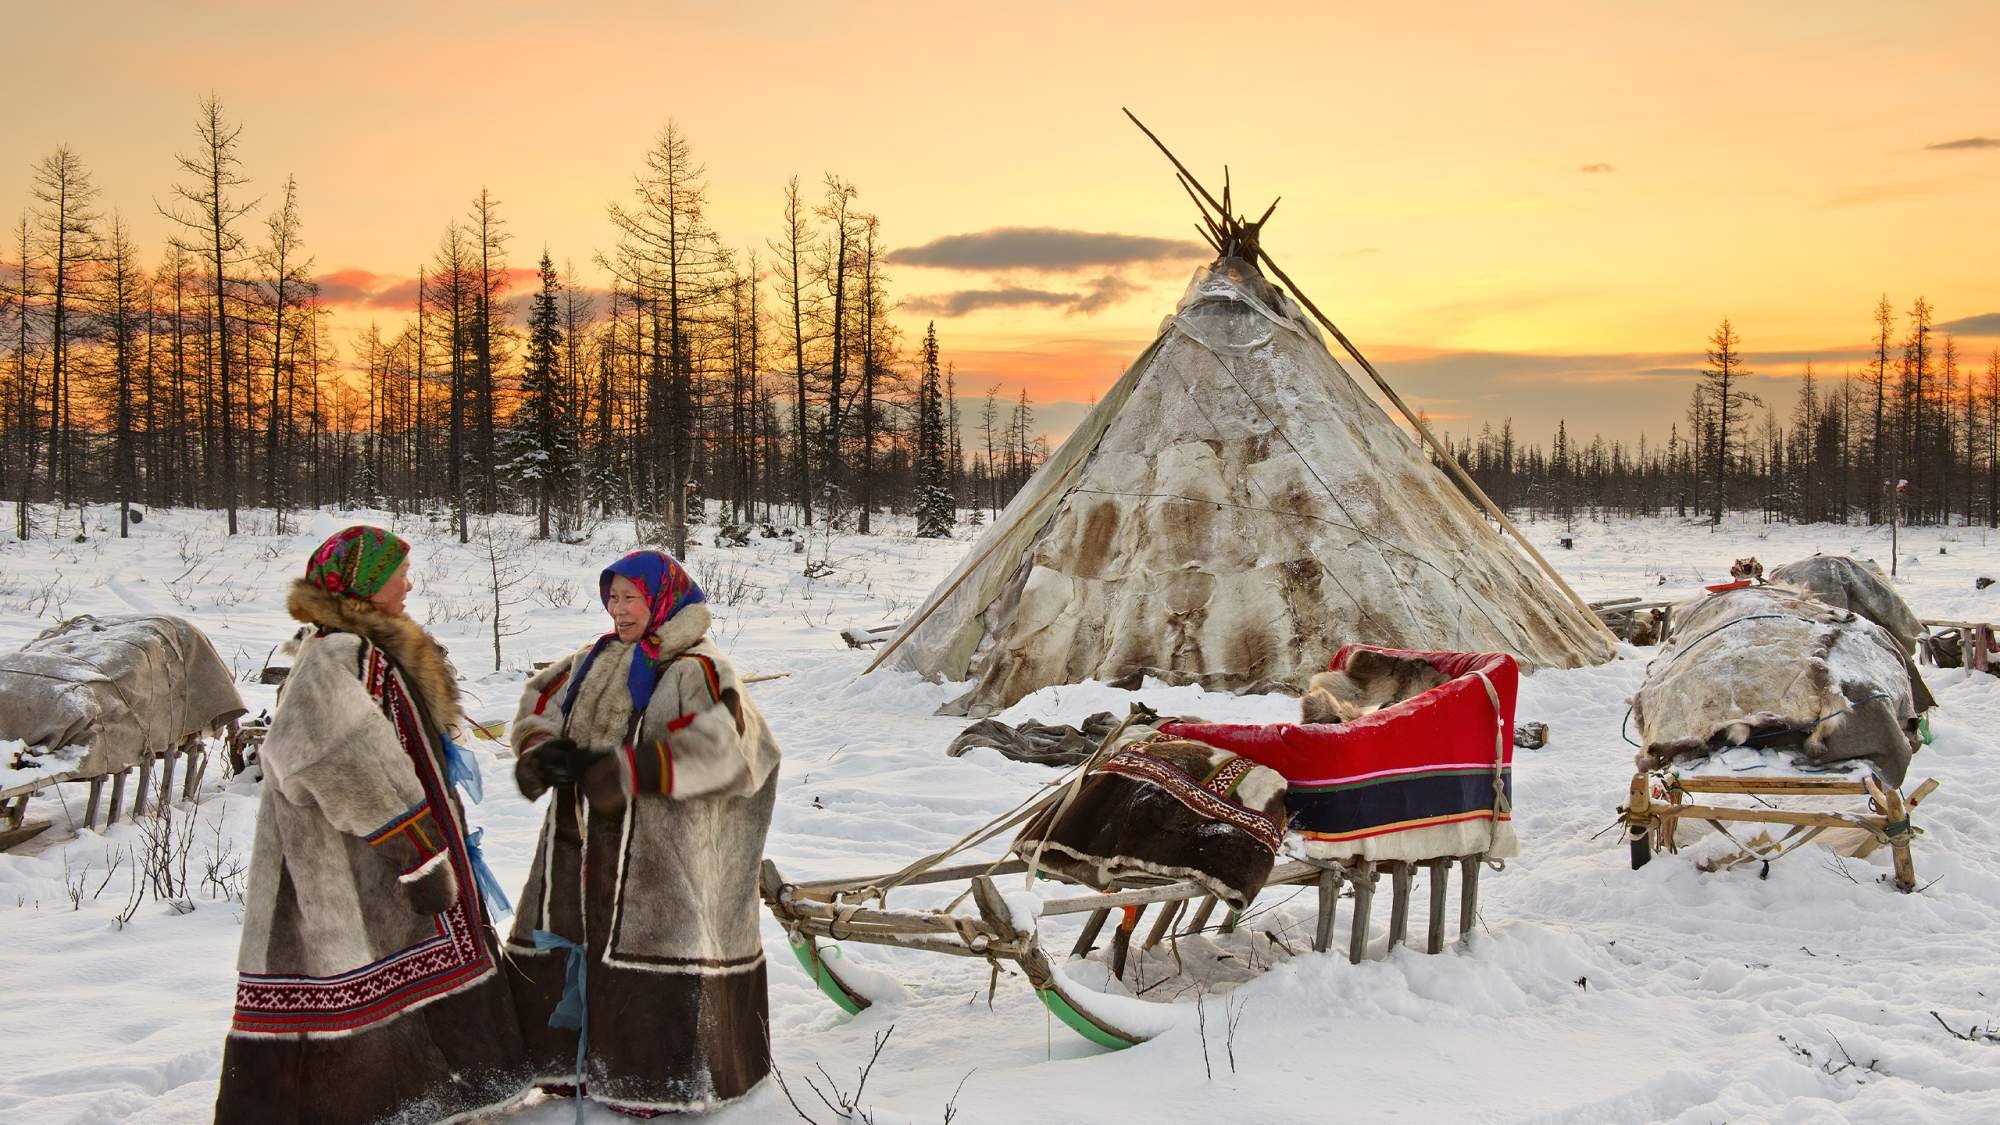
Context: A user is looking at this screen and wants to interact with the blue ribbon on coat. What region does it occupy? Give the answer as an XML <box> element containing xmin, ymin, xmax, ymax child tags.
<box><xmin>531</xmin><ymin>928</ymin><xmax>590</xmax><ymax>1124</ymax></box>
<box><xmin>461</xmin><ymin>828</ymin><xmax>511</xmax><ymax>915</ymax></box>
<box><xmin>441</xmin><ymin>733</ymin><xmax>485</xmax><ymax>804</ymax></box>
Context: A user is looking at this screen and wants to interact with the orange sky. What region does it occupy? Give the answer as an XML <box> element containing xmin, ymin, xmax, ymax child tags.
<box><xmin>5</xmin><ymin>1</ymin><xmax>1998</xmax><ymax>446</ymax></box>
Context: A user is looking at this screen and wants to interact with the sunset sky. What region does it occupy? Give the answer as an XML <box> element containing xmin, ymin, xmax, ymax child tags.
<box><xmin>5</xmin><ymin>1</ymin><xmax>1998</xmax><ymax>447</ymax></box>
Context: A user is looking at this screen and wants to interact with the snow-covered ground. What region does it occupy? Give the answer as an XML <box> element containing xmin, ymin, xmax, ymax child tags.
<box><xmin>1</xmin><ymin>507</ymin><xmax>1996</xmax><ymax>1124</ymax></box>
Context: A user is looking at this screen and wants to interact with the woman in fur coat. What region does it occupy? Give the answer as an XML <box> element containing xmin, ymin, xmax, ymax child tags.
<box><xmin>216</xmin><ymin>526</ymin><xmax>529</xmax><ymax>1125</ymax></box>
<box><xmin>507</xmin><ymin>549</ymin><xmax>781</xmax><ymax>1117</ymax></box>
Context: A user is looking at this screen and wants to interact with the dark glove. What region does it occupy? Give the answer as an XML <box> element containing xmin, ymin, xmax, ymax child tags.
<box><xmin>400</xmin><ymin>855</ymin><xmax>460</xmax><ymax>915</ymax></box>
<box><xmin>579</xmin><ymin>749</ymin><xmax>628</xmax><ymax>816</ymax></box>
<box><xmin>516</xmin><ymin>737</ymin><xmax>584</xmax><ymax>799</ymax></box>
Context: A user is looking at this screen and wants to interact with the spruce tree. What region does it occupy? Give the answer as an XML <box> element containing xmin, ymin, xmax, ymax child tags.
<box><xmin>502</xmin><ymin>250</ymin><xmax>577</xmax><ymax>539</ymax></box>
<box><xmin>914</xmin><ymin>321</ymin><xmax>954</xmax><ymax>538</ymax></box>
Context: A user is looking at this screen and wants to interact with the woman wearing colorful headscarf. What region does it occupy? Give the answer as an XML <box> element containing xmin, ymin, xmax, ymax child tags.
<box><xmin>506</xmin><ymin>549</ymin><xmax>780</xmax><ymax>1117</ymax></box>
<box><xmin>216</xmin><ymin>526</ymin><xmax>529</xmax><ymax>1125</ymax></box>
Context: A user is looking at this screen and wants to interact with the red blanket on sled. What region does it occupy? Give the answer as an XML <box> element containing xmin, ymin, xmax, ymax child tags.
<box><xmin>1162</xmin><ymin>645</ymin><xmax>1519</xmax><ymax>863</ymax></box>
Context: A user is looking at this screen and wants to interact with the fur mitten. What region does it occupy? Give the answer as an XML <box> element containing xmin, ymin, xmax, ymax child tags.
<box><xmin>516</xmin><ymin>736</ymin><xmax>583</xmax><ymax>799</ymax></box>
<box><xmin>400</xmin><ymin>853</ymin><xmax>460</xmax><ymax>915</ymax></box>
<box><xmin>579</xmin><ymin>750</ymin><xmax>629</xmax><ymax>816</ymax></box>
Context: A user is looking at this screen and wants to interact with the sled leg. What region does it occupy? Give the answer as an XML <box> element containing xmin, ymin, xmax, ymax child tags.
<box><xmin>1458</xmin><ymin>857</ymin><xmax>1480</xmax><ymax>938</ymax></box>
<box><xmin>1142</xmin><ymin>898</ymin><xmax>1185</xmax><ymax>951</ymax></box>
<box><xmin>84</xmin><ymin>777</ymin><xmax>105</xmax><ymax>830</ymax></box>
<box><xmin>1071</xmin><ymin>907</ymin><xmax>1112</xmax><ymax>958</ymax></box>
<box><xmin>157</xmin><ymin>751</ymin><xmax>178</xmax><ymax>813</ymax></box>
<box><xmin>1627</xmin><ymin>772</ymin><xmax>1653</xmax><ymax>870</ymax></box>
<box><xmin>1313</xmin><ymin>867</ymin><xmax>1340</xmax><ymax>954</ymax></box>
<box><xmin>0</xmin><ymin>795</ymin><xmax>50</xmax><ymax>851</ymax></box>
<box><xmin>1186</xmin><ymin>895</ymin><xmax>1219</xmax><ymax>935</ymax></box>
<box><xmin>1881</xmin><ymin>784</ymin><xmax>1918</xmax><ymax>893</ymax></box>
<box><xmin>1348</xmin><ymin>863</ymin><xmax>1375</xmax><ymax>964</ymax></box>
<box><xmin>1109</xmin><ymin>904</ymin><xmax>1145</xmax><ymax>980</ymax></box>
<box><xmin>181</xmin><ymin>745</ymin><xmax>207</xmax><ymax>801</ymax></box>
<box><xmin>107</xmin><ymin>769</ymin><xmax>131</xmax><ymax>826</ymax></box>
<box><xmin>133</xmin><ymin>755</ymin><xmax>155</xmax><ymax>818</ymax></box>
<box><xmin>1426</xmin><ymin>859</ymin><xmax>1449</xmax><ymax>954</ymax></box>
<box><xmin>1387</xmin><ymin>862</ymin><xmax>1412</xmax><ymax>950</ymax></box>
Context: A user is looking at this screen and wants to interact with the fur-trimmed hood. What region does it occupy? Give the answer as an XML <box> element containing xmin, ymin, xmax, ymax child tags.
<box><xmin>286</xmin><ymin>578</ymin><xmax>462</xmax><ymax>732</ymax></box>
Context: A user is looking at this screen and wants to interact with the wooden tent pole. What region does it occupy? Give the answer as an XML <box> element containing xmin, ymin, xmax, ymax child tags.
<box><xmin>1256</xmin><ymin>251</ymin><xmax>1619</xmax><ymax>647</ymax></box>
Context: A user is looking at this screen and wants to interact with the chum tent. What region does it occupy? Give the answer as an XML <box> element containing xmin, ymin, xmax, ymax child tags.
<box><xmin>870</xmin><ymin>120</ymin><xmax>1615</xmax><ymax>717</ymax></box>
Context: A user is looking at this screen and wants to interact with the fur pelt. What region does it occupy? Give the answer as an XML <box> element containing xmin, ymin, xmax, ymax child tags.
<box><xmin>1301</xmin><ymin>649</ymin><xmax>1451</xmax><ymax>724</ymax></box>
<box><xmin>1730</xmin><ymin>557</ymin><xmax>1765</xmax><ymax>582</ymax></box>
<box><xmin>287</xmin><ymin>578</ymin><xmax>461</xmax><ymax>733</ymax></box>
<box><xmin>1631</xmin><ymin>585</ymin><xmax>1924</xmax><ymax>783</ymax></box>
<box><xmin>1013</xmin><ymin>737</ymin><xmax>1288</xmax><ymax>910</ymax></box>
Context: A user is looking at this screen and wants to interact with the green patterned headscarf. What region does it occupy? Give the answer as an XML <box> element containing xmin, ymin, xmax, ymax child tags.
<box><xmin>305</xmin><ymin>526</ymin><xmax>410</xmax><ymax>599</ymax></box>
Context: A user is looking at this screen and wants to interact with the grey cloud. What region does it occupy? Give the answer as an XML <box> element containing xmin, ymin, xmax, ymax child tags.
<box><xmin>887</xmin><ymin>227</ymin><xmax>1207</xmax><ymax>271</ymax></box>
<box><xmin>905</xmin><ymin>274</ymin><xmax>1142</xmax><ymax>318</ymax></box>
<box><xmin>1925</xmin><ymin>137</ymin><xmax>2000</xmax><ymax>151</ymax></box>
<box><xmin>1937</xmin><ymin>312</ymin><xmax>2000</xmax><ymax>336</ymax></box>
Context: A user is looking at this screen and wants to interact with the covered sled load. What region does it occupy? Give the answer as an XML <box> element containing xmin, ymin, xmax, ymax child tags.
<box><xmin>0</xmin><ymin>614</ymin><xmax>245</xmax><ymax>776</ymax></box>
<box><xmin>869</xmin><ymin>155</ymin><xmax>1612</xmax><ymax>717</ymax></box>
<box><xmin>1630</xmin><ymin>586</ymin><xmax>1930</xmax><ymax>785</ymax></box>
<box><xmin>1768</xmin><ymin>555</ymin><xmax>1924</xmax><ymax>657</ymax></box>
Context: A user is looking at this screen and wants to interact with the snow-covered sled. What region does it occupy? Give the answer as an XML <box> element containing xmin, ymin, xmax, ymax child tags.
<box><xmin>1620</xmin><ymin>585</ymin><xmax>1940</xmax><ymax>890</ymax></box>
<box><xmin>761</xmin><ymin>645</ymin><xmax>1519</xmax><ymax>1048</ymax></box>
<box><xmin>1</xmin><ymin>615</ymin><xmax>245</xmax><ymax>849</ymax></box>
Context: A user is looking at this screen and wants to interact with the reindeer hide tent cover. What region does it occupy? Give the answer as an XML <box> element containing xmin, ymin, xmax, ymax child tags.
<box><xmin>879</xmin><ymin>256</ymin><xmax>1613</xmax><ymax>717</ymax></box>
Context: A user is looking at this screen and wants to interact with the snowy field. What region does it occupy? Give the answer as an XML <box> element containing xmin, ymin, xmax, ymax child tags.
<box><xmin>1</xmin><ymin>506</ymin><xmax>1996</xmax><ymax>1124</ymax></box>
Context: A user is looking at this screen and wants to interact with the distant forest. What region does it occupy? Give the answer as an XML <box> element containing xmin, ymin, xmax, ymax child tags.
<box><xmin>1428</xmin><ymin>312</ymin><xmax>2000</xmax><ymax>530</ymax></box>
<box><xmin>1</xmin><ymin>98</ymin><xmax>1040</xmax><ymax>550</ymax></box>
<box><xmin>5</xmin><ymin>99</ymin><xmax>1995</xmax><ymax>550</ymax></box>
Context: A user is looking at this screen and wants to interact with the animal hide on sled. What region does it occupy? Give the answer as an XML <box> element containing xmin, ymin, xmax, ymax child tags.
<box><xmin>1767</xmin><ymin>555</ymin><xmax>1925</xmax><ymax>656</ymax></box>
<box><xmin>1012</xmin><ymin>736</ymin><xmax>1288</xmax><ymax>911</ymax></box>
<box><xmin>1630</xmin><ymin>585</ymin><xmax>1929</xmax><ymax>785</ymax></box>
<box><xmin>947</xmin><ymin>703</ymin><xmax>1174</xmax><ymax>767</ymax></box>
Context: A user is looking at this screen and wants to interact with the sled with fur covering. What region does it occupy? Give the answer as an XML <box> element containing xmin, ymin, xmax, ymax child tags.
<box><xmin>761</xmin><ymin>852</ymin><xmax>1490</xmax><ymax>1049</ymax></box>
<box><xmin>760</xmin><ymin>646</ymin><xmax>1520</xmax><ymax>1048</ymax></box>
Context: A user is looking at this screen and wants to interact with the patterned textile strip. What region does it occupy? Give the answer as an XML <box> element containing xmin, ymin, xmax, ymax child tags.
<box><xmin>1297</xmin><ymin>808</ymin><xmax>1508</xmax><ymax>845</ymax></box>
<box><xmin>1283</xmin><ymin>769</ymin><xmax>1513</xmax><ymax>840</ymax></box>
<box><xmin>1098</xmin><ymin>750</ymin><xmax>1282</xmax><ymax>853</ymax></box>
<box><xmin>230</xmin><ymin>645</ymin><xmax>494</xmax><ymax>1037</ymax></box>
<box><xmin>1291</xmin><ymin>765</ymin><xmax>1502</xmax><ymax>794</ymax></box>
<box><xmin>676</xmin><ymin>652</ymin><xmax>723</xmax><ymax>704</ymax></box>
<box><xmin>365</xmin><ymin>800</ymin><xmax>443</xmax><ymax>870</ymax></box>
<box><xmin>1202</xmin><ymin>755</ymin><xmax>1255</xmax><ymax>800</ymax></box>
<box><xmin>532</xmin><ymin>669</ymin><xmax>571</xmax><ymax>716</ymax></box>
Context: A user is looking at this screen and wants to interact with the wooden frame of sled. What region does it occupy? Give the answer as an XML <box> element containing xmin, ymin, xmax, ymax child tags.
<box><xmin>1917</xmin><ymin>617</ymin><xmax>1995</xmax><ymax>673</ymax></box>
<box><xmin>2</xmin><ymin>733</ymin><xmax>234</xmax><ymax>851</ymax></box>
<box><xmin>760</xmin><ymin>849</ymin><xmax>1487</xmax><ymax>1050</ymax></box>
<box><xmin>1623</xmin><ymin>763</ymin><xmax>1940</xmax><ymax>892</ymax></box>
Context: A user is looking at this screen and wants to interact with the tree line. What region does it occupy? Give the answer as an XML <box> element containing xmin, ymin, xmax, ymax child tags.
<box><xmin>1</xmin><ymin>99</ymin><xmax>1052</xmax><ymax>550</ymax></box>
<box><xmin>1432</xmin><ymin>311</ymin><xmax>2000</xmax><ymax>531</ymax></box>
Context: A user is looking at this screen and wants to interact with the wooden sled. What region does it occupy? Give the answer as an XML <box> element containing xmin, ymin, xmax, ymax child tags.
<box><xmin>1624</xmin><ymin>751</ymin><xmax>1939</xmax><ymax>892</ymax></box>
<box><xmin>761</xmin><ymin>849</ymin><xmax>1487</xmax><ymax>1049</ymax></box>
<box><xmin>3</xmin><ymin>735</ymin><xmax>219</xmax><ymax>851</ymax></box>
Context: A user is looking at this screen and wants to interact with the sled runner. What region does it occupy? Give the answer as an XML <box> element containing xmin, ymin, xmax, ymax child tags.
<box><xmin>762</xmin><ymin>645</ymin><xmax>1519</xmax><ymax>1048</ymax></box>
<box><xmin>1</xmin><ymin>615</ymin><xmax>245</xmax><ymax>849</ymax></box>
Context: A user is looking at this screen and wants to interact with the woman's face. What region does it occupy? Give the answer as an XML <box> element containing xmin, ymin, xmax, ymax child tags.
<box><xmin>606</xmin><ymin>575</ymin><xmax>650</xmax><ymax>643</ymax></box>
<box><xmin>366</xmin><ymin>560</ymin><xmax>412</xmax><ymax>618</ymax></box>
